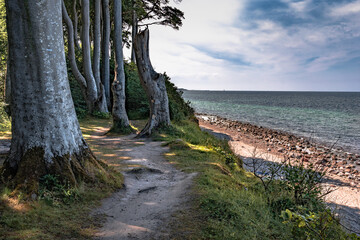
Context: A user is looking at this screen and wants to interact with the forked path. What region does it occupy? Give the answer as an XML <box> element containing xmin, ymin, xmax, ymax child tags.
<box><xmin>93</xmin><ymin>133</ymin><xmax>195</xmax><ymax>240</ymax></box>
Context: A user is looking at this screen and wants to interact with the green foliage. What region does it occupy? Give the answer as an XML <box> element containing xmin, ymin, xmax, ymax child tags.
<box><xmin>165</xmin><ymin>73</ymin><xmax>195</xmax><ymax>122</ymax></box>
<box><xmin>282</xmin><ymin>161</ymin><xmax>324</xmax><ymax>207</ymax></box>
<box><xmin>124</xmin><ymin>63</ymin><xmax>194</xmax><ymax>121</ymax></box>
<box><xmin>109</xmin><ymin>120</ymin><xmax>136</xmax><ymax>135</ymax></box>
<box><xmin>124</xmin><ymin>62</ymin><xmax>150</xmax><ymax>120</ymax></box>
<box><xmin>0</xmin><ymin>102</ymin><xmax>10</xmax><ymax>131</ymax></box>
<box><xmin>154</xmin><ymin>120</ymin><xmax>352</xmax><ymax>239</ymax></box>
<box><xmin>281</xmin><ymin>208</ymin><xmax>357</xmax><ymax>240</ymax></box>
<box><xmin>38</xmin><ymin>174</ymin><xmax>79</xmax><ymax>206</ymax></box>
<box><xmin>91</xmin><ymin>111</ymin><xmax>111</xmax><ymax>119</ymax></box>
<box><xmin>0</xmin><ymin>0</ymin><xmax>7</xmax><ymax>102</ymax></box>
<box><xmin>0</xmin><ymin>180</ymin><xmax>118</xmax><ymax>240</ymax></box>
<box><xmin>67</xmin><ymin>60</ymin><xmax>89</xmax><ymax>119</ymax></box>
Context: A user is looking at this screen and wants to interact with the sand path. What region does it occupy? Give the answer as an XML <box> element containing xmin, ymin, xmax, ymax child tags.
<box><xmin>200</xmin><ymin>121</ymin><xmax>360</xmax><ymax>235</ymax></box>
<box><xmin>92</xmin><ymin>132</ymin><xmax>195</xmax><ymax>240</ymax></box>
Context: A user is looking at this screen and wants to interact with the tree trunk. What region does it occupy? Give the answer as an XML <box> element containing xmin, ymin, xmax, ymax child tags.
<box><xmin>92</xmin><ymin>0</ymin><xmax>109</xmax><ymax>113</ymax></box>
<box><xmin>5</xmin><ymin>59</ymin><xmax>10</xmax><ymax>105</ymax></box>
<box><xmin>73</xmin><ymin>0</ymin><xmax>81</xmax><ymax>49</ymax></box>
<box><xmin>62</xmin><ymin>0</ymin><xmax>107</xmax><ymax>113</ymax></box>
<box><xmin>81</xmin><ymin>0</ymin><xmax>108</xmax><ymax>113</ymax></box>
<box><xmin>3</xmin><ymin>0</ymin><xmax>108</xmax><ymax>193</ymax></box>
<box><xmin>131</xmin><ymin>3</ymin><xmax>137</xmax><ymax>63</ymax></box>
<box><xmin>112</xmin><ymin>0</ymin><xmax>130</xmax><ymax>132</ymax></box>
<box><xmin>93</xmin><ymin>0</ymin><xmax>101</xmax><ymax>92</ymax></box>
<box><xmin>101</xmin><ymin>0</ymin><xmax>111</xmax><ymax>108</ymax></box>
<box><xmin>61</xmin><ymin>1</ymin><xmax>89</xmax><ymax>107</ymax></box>
<box><xmin>134</xmin><ymin>29</ymin><xmax>171</xmax><ymax>137</ymax></box>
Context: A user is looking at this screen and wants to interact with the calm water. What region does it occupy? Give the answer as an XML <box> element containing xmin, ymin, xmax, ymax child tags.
<box><xmin>182</xmin><ymin>91</ymin><xmax>360</xmax><ymax>154</ymax></box>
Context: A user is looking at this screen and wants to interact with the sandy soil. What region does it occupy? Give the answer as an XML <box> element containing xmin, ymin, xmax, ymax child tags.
<box><xmin>200</xmin><ymin>120</ymin><xmax>360</xmax><ymax>235</ymax></box>
<box><xmin>94</xmin><ymin>134</ymin><xmax>196</xmax><ymax>240</ymax></box>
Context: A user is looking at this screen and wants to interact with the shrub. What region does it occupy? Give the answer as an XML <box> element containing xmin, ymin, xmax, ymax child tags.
<box><xmin>165</xmin><ymin>73</ymin><xmax>195</xmax><ymax>122</ymax></box>
<box><xmin>38</xmin><ymin>174</ymin><xmax>80</xmax><ymax>206</ymax></box>
<box><xmin>124</xmin><ymin>62</ymin><xmax>149</xmax><ymax>120</ymax></box>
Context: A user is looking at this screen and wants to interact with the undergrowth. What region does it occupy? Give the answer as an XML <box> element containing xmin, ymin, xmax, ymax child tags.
<box><xmin>154</xmin><ymin>120</ymin><xmax>357</xmax><ymax>240</ymax></box>
<box><xmin>0</xmin><ymin>102</ymin><xmax>10</xmax><ymax>132</ymax></box>
<box><xmin>0</xmin><ymin>119</ymin><xmax>123</xmax><ymax>240</ymax></box>
<box><xmin>0</xmin><ymin>181</ymin><xmax>117</xmax><ymax>240</ymax></box>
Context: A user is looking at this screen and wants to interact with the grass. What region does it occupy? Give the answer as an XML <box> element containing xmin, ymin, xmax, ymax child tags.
<box><xmin>0</xmin><ymin>116</ymin><xmax>124</xmax><ymax>240</ymax></box>
<box><xmin>0</xmin><ymin>114</ymin><xmax>357</xmax><ymax>239</ymax></box>
<box><xmin>153</xmin><ymin>120</ymin><xmax>354</xmax><ymax>240</ymax></box>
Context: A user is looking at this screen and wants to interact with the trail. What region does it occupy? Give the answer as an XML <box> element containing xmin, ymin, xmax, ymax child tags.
<box><xmin>93</xmin><ymin>133</ymin><xmax>196</xmax><ymax>240</ymax></box>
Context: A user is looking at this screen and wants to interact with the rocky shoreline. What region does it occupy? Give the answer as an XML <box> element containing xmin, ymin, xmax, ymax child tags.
<box><xmin>197</xmin><ymin>113</ymin><xmax>360</xmax><ymax>187</ymax></box>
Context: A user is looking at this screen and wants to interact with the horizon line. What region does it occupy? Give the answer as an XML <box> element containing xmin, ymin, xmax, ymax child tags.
<box><xmin>180</xmin><ymin>89</ymin><xmax>360</xmax><ymax>93</ymax></box>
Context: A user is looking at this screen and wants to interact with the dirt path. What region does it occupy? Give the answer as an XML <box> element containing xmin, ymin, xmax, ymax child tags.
<box><xmin>93</xmin><ymin>134</ymin><xmax>196</xmax><ymax>240</ymax></box>
<box><xmin>200</xmin><ymin>121</ymin><xmax>360</xmax><ymax>235</ymax></box>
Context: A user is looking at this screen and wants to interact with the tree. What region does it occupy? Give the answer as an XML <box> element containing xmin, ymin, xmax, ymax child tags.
<box><xmin>101</xmin><ymin>0</ymin><xmax>111</xmax><ymax>108</ymax></box>
<box><xmin>134</xmin><ymin>28</ymin><xmax>170</xmax><ymax>136</ymax></box>
<box><xmin>130</xmin><ymin>0</ymin><xmax>184</xmax><ymax>136</ymax></box>
<box><xmin>2</xmin><ymin>0</ymin><xmax>109</xmax><ymax>192</ymax></box>
<box><xmin>126</xmin><ymin>0</ymin><xmax>184</xmax><ymax>61</ymax></box>
<box><xmin>112</xmin><ymin>0</ymin><xmax>132</xmax><ymax>132</ymax></box>
<box><xmin>62</xmin><ymin>0</ymin><xmax>108</xmax><ymax>113</ymax></box>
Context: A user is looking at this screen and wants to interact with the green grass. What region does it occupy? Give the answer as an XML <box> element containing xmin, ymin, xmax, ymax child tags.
<box><xmin>0</xmin><ymin>183</ymin><xmax>115</xmax><ymax>240</ymax></box>
<box><xmin>0</xmin><ymin>117</ymin><xmax>124</xmax><ymax>240</ymax></box>
<box><xmin>153</xmin><ymin>120</ymin><xmax>354</xmax><ymax>240</ymax></box>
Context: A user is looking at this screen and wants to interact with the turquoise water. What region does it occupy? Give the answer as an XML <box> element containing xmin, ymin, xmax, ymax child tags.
<box><xmin>182</xmin><ymin>91</ymin><xmax>360</xmax><ymax>153</ymax></box>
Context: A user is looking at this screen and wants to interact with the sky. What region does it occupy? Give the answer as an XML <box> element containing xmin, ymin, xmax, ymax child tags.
<box><xmin>127</xmin><ymin>0</ymin><xmax>360</xmax><ymax>91</ymax></box>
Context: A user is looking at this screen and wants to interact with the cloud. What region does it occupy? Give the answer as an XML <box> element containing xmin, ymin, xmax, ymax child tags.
<box><xmin>136</xmin><ymin>0</ymin><xmax>360</xmax><ymax>91</ymax></box>
<box><xmin>330</xmin><ymin>0</ymin><xmax>360</xmax><ymax>16</ymax></box>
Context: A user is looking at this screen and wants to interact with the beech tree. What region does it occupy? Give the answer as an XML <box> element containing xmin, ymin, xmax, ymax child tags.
<box><xmin>62</xmin><ymin>0</ymin><xmax>108</xmax><ymax>113</ymax></box>
<box><xmin>134</xmin><ymin>29</ymin><xmax>170</xmax><ymax>136</ymax></box>
<box><xmin>2</xmin><ymin>0</ymin><xmax>109</xmax><ymax>192</ymax></box>
<box><xmin>101</xmin><ymin>0</ymin><xmax>111</xmax><ymax>108</ymax></box>
<box><xmin>130</xmin><ymin>0</ymin><xmax>184</xmax><ymax>136</ymax></box>
<box><xmin>112</xmin><ymin>0</ymin><xmax>131</xmax><ymax>132</ymax></box>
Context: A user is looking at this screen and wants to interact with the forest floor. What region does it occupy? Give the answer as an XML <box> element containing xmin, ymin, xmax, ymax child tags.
<box><xmin>199</xmin><ymin>119</ymin><xmax>360</xmax><ymax>235</ymax></box>
<box><xmin>0</xmin><ymin>118</ymin><xmax>196</xmax><ymax>240</ymax></box>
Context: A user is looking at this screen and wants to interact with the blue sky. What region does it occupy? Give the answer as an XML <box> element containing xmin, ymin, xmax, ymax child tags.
<box><xmin>129</xmin><ymin>0</ymin><xmax>360</xmax><ymax>91</ymax></box>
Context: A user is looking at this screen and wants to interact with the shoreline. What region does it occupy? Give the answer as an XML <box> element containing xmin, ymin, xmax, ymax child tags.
<box><xmin>197</xmin><ymin>113</ymin><xmax>360</xmax><ymax>234</ymax></box>
<box><xmin>196</xmin><ymin>113</ymin><xmax>360</xmax><ymax>185</ymax></box>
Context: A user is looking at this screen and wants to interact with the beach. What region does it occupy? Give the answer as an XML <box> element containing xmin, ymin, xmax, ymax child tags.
<box><xmin>197</xmin><ymin>113</ymin><xmax>360</xmax><ymax>234</ymax></box>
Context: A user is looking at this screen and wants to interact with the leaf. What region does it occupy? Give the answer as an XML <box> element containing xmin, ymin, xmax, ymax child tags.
<box><xmin>298</xmin><ymin>220</ymin><xmax>306</xmax><ymax>228</ymax></box>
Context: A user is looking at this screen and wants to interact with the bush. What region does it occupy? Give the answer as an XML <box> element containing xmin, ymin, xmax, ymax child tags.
<box><xmin>39</xmin><ymin>174</ymin><xmax>80</xmax><ymax>206</ymax></box>
<box><xmin>0</xmin><ymin>102</ymin><xmax>10</xmax><ymax>131</ymax></box>
<box><xmin>165</xmin><ymin>73</ymin><xmax>195</xmax><ymax>122</ymax></box>
<box><xmin>124</xmin><ymin>63</ymin><xmax>194</xmax><ymax>121</ymax></box>
<box><xmin>124</xmin><ymin>62</ymin><xmax>150</xmax><ymax>120</ymax></box>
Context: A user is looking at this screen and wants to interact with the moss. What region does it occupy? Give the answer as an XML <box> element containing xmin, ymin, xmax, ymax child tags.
<box><xmin>109</xmin><ymin>119</ymin><xmax>136</xmax><ymax>135</ymax></box>
<box><xmin>1</xmin><ymin>146</ymin><xmax>122</xmax><ymax>196</ymax></box>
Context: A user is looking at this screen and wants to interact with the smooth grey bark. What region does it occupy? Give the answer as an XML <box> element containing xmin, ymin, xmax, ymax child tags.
<box><xmin>73</xmin><ymin>0</ymin><xmax>81</xmax><ymax>49</ymax></box>
<box><xmin>62</xmin><ymin>0</ymin><xmax>107</xmax><ymax>113</ymax></box>
<box><xmin>92</xmin><ymin>0</ymin><xmax>109</xmax><ymax>113</ymax></box>
<box><xmin>101</xmin><ymin>0</ymin><xmax>111</xmax><ymax>108</ymax></box>
<box><xmin>112</xmin><ymin>0</ymin><xmax>130</xmax><ymax>129</ymax></box>
<box><xmin>3</xmin><ymin>0</ymin><xmax>105</xmax><ymax>189</ymax></box>
<box><xmin>93</xmin><ymin>0</ymin><xmax>101</xmax><ymax>91</ymax></box>
<box><xmin>61</xmin><ymin>1</ymin><xmax>88</xmax><ymax>100</ymax></box>
<box><xmin>134</xmin><ymin>29</ymin><xmax>171</xmax><ymax>137</ymax></box>
<box><xmin>81</xmin><ymin>0</ymin><xmax>108</xmax><ymax>113</ymax></box>
<box><xmin>131</xmin><ymin>4</ymin><xmax>137</xmax><ymax>63</ymax></box>
<box><xmin>5</xmin><ymin>60</ymin><xmax>10</xmax><ymax>106</ymax></box>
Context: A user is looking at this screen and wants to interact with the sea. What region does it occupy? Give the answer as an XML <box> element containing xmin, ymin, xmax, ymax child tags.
<box><xmin>182</xmin><ymin>91</ymin><xmax>360</xmax><ymax>154</ymax></box>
